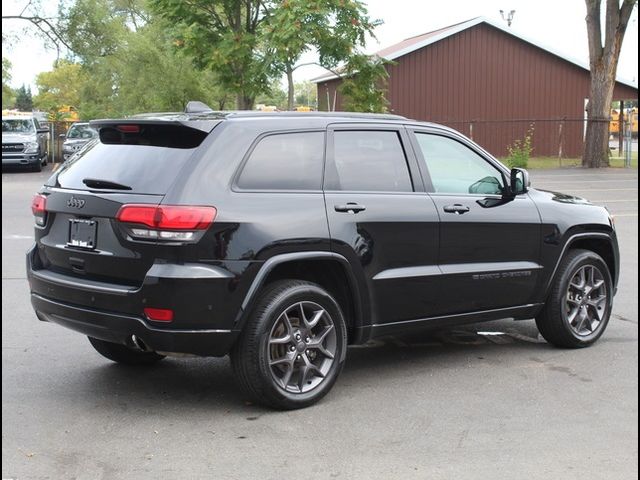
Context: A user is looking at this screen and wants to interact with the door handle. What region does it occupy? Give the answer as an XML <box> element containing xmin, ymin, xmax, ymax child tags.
<box><xmin>334</xmin><ymin>203</ymin><xmax>366</xmax><ymax>214</ymax></box>
<box><xmin>443</xmin><ymin>204</ymin><xmax>470</xmax><ymax>214</ymax></box>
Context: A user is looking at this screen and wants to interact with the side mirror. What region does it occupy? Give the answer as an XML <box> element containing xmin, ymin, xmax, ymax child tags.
<box><xmin>59</xmin><ymin>134</ymin><xmax>66</xmax><ymax>138</ymax></box>
<box><xmin>510</xmin><ymin>168</ymin><xmax>530</xmax><ymax>196</ymax></box>
<box><xmin>37</xmin><ymin>128</ymin><xmax>50</xmax><ymax>134</ymax></box>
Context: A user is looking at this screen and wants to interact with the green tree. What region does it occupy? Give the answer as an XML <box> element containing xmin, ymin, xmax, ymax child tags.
<box><xmin>61</xmin><ymin>0</ymin><xmax>146</xmax><ymax>60</ymax></box>
<box><xmin>264</xmin><ymin>0</ymin><xmax>380</xmax><ymax>110</ymax></box>
<box><xmin>339</xmin><ymin>54</ymin><xmax>389</xmax><ymax>113</ymax></box>
<box><xmin>294</xmin><ymin>80</ymin><xmax>317</xmax><ymax>108</ymax></box>
<box><xmin>149</xmin><ymin>0</ymin><xmax>273</xmax><ymax>110</ymax></box>
<box><xmin>583</xmin><ymin>0</ymin><xmax>637</xmax><ymax>167</ymax></box>
<box><xmin>34</xmin><ymin>60</ymin><xmax>86</xmax><ymax>112</ymax></box>
<box><xmin>255</xmin><ymin>80</ymin><xmax>288</xmax><ymax>109</ymax></box>
<box><xmin>14</xmin><ymin>84</ymin><xmax>33</xmax><ymax>111</ymax></box>
<box><xmin>2</xmin><ymin>57</ymin><xmax>15</xmax><ymax>108</ymax></box>
<box><xmin>59</xmin><ymin>0</ymin><xmax>236</xmax><ymax>118</ymax></box>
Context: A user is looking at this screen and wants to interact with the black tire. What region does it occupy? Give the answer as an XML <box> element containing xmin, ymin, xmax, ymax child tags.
<box><xmin>88</xmin><ymin>337</ymin><xmax>165</xmax><ymax>365</ymax></box>
<box><xmin>536</xmin><ymin>249</ymin><xmax>613</xmax><ymax>348</ymax></box>
<box><xmin>31</xmin><ymin>161</ymin><xmax>42</xmax><ymax>172</ymax></box>
<box><xmin>231</xmin><ymin>280</ymin><xmax>348</xmax><ymax>410</ymax></box>
<box><xmin>41</xmin><ymin>154</ymin><xmax>48</xmax><ymax>166</ymax></box>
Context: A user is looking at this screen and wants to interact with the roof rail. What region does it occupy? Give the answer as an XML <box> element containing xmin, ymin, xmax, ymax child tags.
<box><xmin>225</xmin><ymin>111</ymin><xmax>407</xmax><ymax>120</ymax></box>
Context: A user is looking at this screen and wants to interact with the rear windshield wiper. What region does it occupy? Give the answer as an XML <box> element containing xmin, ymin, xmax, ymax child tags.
<box><xmin>82</xmin><ymin>178</ymin><xmax>132</xmax><ymax>190</ymax></box>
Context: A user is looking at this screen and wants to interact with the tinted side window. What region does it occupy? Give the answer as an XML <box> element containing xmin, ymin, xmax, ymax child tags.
<box><xmin>415</xmin><ymin>133</ymin><xmax>505</xmax><ymax>195</ymax></box>
<box><xmin>328</xmin><ymin>131</ymin><xmax>413</xmax><ymax>192</ymax></box>
<box><xmin>237</xmin><ymin>132</ymin><xmax>324</xmax><ymax>190</ymax></box>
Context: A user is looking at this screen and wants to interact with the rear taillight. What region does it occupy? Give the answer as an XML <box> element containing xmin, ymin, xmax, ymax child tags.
<box><xmin>116</xmin><ymin>204</ymin><xmax>217</xmax><ymax>242</ymax></box>
<box><xmin>31</xmin><ymin>194</ymin><xmax>47</xmax><ymax>227</ymax></box>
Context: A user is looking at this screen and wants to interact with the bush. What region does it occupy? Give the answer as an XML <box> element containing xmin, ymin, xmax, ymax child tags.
<box><xmin>507</xmin><ymin>126</ymin><xmax>534</xmax><ymax>169</ymax></box>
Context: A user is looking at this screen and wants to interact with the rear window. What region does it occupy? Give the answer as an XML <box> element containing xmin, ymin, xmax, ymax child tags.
<box><xmin>236</xmin><ymin>132</ymin><xmax>324</xmax><ymax>190</ymax></box>
<box><xmin>53</xmin><ymin>124</ymin><xmax>207</xmax><ymax>194</ymax></box>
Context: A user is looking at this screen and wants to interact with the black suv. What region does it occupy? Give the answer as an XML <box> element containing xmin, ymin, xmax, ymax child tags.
<box><xmin>27</xmin><ymin>106</ymin><xmax>619</xmax><ymax>409</ymax></box>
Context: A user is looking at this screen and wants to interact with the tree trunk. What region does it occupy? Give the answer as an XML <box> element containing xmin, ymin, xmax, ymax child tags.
<box><xmin>583</xmin><ymin>69</ymin><xmax>616</xmax><ymax>168</ymax></box>
<box><xmin>582</xmin><ymin>0</ymin><xmax>636</xmax><ymax>168</ymax></box>
<box><xmin>236</xmin><ymin>94</ymin><xmax>254</xmax><ymax>110</ymax></box>
<box><xmin>286</xmin><ymin>66</ymin><xmax>295</xmax><ymax>111</ymax></box>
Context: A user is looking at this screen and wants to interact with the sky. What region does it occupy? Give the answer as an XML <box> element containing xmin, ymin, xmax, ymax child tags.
<box><xmin>2</xmin><ymin>0</ymin><xmax>639</xmax><ymax>92</ymax></box>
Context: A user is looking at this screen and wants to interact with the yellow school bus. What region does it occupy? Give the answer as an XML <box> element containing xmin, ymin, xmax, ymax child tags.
<box><xmin>610</xmin><ymin>108</ymin><xmax>638</xmax><ymax>134</ymax></box>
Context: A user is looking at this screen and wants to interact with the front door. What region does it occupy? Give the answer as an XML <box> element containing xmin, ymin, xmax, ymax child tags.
<box><xmin>409</xmin><ymin>129</ymin><xmax>542</xmax><ymax>315</ymax></box>
<box><xmin>324</xmin><ymin>125</ymin><xmax>441</xmax><ymax>325</ymax></box>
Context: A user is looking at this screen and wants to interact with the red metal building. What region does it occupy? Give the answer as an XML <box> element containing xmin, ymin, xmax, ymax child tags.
<box><xmin>314</xmin><ymin>17</ymin><xmax>638</xmax><ymax>157</ymax></box>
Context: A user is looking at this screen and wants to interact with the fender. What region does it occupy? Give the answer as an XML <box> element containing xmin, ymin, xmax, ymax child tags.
<box><xmin>542</xmin><ymin>232</ymin><xmax>619</xmax><ymax>298</ymax></box>
<box><xmin>234</xmin><ymin>251</ymin><xmax>370</xmax><ymax>342</ymax></box>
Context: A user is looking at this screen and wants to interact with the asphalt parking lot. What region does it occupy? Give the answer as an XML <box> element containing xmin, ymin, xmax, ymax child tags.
<box><xmin>2</xmin><ymin>165</ymin><xmax>638</xmax><ymax>480</ymax></box>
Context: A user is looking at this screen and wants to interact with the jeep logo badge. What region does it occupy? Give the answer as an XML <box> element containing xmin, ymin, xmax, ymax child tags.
<box><xmin>67</xmin><ymin>197</ymin><xmax>86</xmax><ymax>209</ymax></box>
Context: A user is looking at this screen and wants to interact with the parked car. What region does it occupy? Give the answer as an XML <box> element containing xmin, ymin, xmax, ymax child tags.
<box><xmin>27</xmin><ymin>103</ymin><xmax>619</xmax><ymax>409</ymax></box>
<box><xmin>61</xmin><ymin>122</ymin><xmax>98</xmax><ymax>160</ymax></box>
<box><xmin>2</xmin><ymin>115</ymin><xmax>49</xmax><ymax>171</ymax></box>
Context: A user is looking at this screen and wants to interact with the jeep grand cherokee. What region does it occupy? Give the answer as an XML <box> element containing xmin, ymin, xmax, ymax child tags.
<box><xmin>27</xmin><ymin>104</ymin><xmax>619</xmax><ymax>409</ymax></box>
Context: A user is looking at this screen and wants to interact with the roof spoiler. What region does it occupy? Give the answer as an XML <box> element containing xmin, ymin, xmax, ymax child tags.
<box><xmin>89</xmin><ymin>118</ymin><xmax>221</xmax><ymax>133</ymax></box>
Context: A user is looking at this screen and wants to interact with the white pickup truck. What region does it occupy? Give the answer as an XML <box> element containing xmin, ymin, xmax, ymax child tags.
<box><xmin>2</xmin><ymin>114</ymin><xmax>49</xmax><ymax>171</ymax></box>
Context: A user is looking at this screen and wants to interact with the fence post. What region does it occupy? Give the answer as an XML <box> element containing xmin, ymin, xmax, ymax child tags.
<box><xmin>618</xmin><ymin>101</ymin><xmax>624</xmax><ymax>156</ymax></box>
<box><xmin>624</xmin><ymin>113</ymin><xmax>632</xmax><ymax>168</ymax></box>
<box><xmin>51</xmin><ymin>122</ymin><xmax>56</xmax><ymax>164</ymax></box>
<box><xmin>558</xmin><ymin>120</ymin><xmax>564</xmax><ymax>167</ymax></box>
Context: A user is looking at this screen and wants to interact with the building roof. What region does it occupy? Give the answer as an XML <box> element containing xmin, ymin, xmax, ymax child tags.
<box><xmin>312</xmin><ymin>16</ymin><xmax>638</xmax><ymax>89</ymax></box>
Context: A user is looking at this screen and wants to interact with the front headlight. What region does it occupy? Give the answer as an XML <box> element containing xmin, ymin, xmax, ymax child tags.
<box><xmin>23</xmin><ymin>141</ymin><xmax>39</xmax><ymax>154</ymax></box>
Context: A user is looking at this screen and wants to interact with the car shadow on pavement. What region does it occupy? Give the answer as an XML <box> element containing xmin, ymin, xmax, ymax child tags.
<box><xmin>50</xmin><ymin>319</ymin><xmax>555</xmax><ymax>413</ymax></box>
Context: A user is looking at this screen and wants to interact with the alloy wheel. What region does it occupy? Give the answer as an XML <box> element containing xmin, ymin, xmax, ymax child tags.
<box><xmin>268</xmin><ymin>301</ymin><xmax>337</xmax><ymax>394</ymax></box>
<box><xmin>565</xmin><ymin>265</ymin><xmax>608</xmax><ymax>336</ymax></box>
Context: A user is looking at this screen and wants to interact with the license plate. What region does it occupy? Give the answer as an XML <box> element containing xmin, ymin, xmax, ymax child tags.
<box><xmin>68</xmin><ymin>219</ymin><xmax>97</xmax><ymax>249</ymax></box>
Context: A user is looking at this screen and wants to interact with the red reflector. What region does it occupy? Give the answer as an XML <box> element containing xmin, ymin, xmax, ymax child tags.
<box><xmin>116</xmin><ymin>205</ymin><xmax>217</xmax><ymax>230</ymax></box>
<box><xmin>144</xmin><ymin>307</ymin><xmax>174</xmax><ymax>322</ymax></box>
<box><xmin>31</xmin><ymin>194</ymin><xmax>47</xmax><ymax>215</ymax></box>
<box><xmin>116</xmin><ymin>124</ymin><xmax>140</xmax><ymax>133</ymax></box>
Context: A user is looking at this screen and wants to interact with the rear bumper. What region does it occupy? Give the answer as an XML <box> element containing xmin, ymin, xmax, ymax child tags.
<box><xmin>31</xmin><ymin>293</ymin><xmax>238</xmax><ymax>356</ymax></box>
<box><xmin>26</xmin><ymin>246</ymin><xmax>257</xmax><ymax>356</ymax></box>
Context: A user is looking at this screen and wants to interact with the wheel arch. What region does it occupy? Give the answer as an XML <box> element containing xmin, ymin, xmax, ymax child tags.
<box><xmin>236</xmin><ymin>252</ymin><xmax>369</xmax><ymax>344</ymax></box>
<box><xmin>544</xmin><ymin>232</ymin><xmax>619</xmax><ymax>298</ymax></box>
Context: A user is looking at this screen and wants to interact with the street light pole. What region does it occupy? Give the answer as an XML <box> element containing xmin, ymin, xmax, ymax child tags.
<box><xmin>500</xmin><ymin>9</ymin><xmax>516</xmax><ymax>27</ymax></box>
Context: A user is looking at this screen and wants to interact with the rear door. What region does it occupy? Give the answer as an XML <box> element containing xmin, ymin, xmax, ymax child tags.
<box><xmin>35</xmin><ymin>122</ymin><xmax>213</xmax><ymax>286</ymax></box>
<box><xmin>324</xmin><ymin>124</ymin><xmax>441</xmax><ymax>325</ymax></box>
<box><xmin>409</xmin><ymin>128</ymin><xmax>542</xmax><ymax>315</ymax></box>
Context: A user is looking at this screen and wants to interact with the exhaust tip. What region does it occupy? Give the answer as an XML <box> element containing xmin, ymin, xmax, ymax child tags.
<box><xmin>130</xmin><ymin>334</ymin><xmax>151</xmax><ymax>352</ymax></box>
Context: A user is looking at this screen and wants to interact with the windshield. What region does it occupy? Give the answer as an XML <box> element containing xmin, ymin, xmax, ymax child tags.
<box><xmin>2</xmin><ymin>119</ymin><xmax>35</xmax><ymax>134</ymax></box>
<box><xmin>67</xmin><ymin>124</ymin><xmax>97</xmax><ymax>139</ymax></box>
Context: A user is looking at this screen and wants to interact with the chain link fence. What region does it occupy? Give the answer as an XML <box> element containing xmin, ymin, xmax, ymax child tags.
<box><xmin>432</xmin><ymin>116</ymin><xmax>637</xmax><ymax>167</ymax></box>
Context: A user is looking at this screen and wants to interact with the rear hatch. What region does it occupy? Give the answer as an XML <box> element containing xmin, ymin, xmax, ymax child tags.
<box><xmin>33</xmin><ymin>120</ymin><xmax>219</xmax><ymax>286</ymax></box>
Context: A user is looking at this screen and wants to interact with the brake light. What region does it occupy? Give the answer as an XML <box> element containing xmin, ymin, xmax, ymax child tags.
<box><xmin>31</xmin><ymin>194</ymin><xmax>47</xmax><ymax>226</ymax></box>
<box><xmin>144</xmin><ymin>307</ymin><xmax>174</xmax><ymax>322</ymax></box>
<box><xmin>116</xmin><ymin>205</ymin><xmax>217</xmax><ymax>242</ymax></box>
<box><xmin>116</xmin><ymin>124</ymin><xmax>140</xmax><ymax>133</ymax></box>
